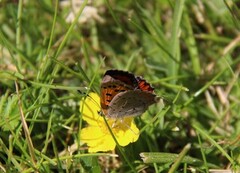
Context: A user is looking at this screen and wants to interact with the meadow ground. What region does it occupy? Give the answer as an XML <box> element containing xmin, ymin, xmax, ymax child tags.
<box><xmin>0</xmin><ymin>0</ymin><xmax>240</xmax><ymax>172</ymax></box>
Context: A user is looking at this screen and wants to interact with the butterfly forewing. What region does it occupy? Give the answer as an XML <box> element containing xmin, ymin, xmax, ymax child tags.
<box><xmin>100</xmin><ymin>75</ymin><xmax>135</xmax><ymax>115</ymax></box>
<box><xmin>136</xmin><ymin>77</ymin><xmax>154</xmax><ymax>92</ymax></box>
<box><xmin>104</xmin><ymin>70</ymin><xmax>138</xmax><ymax>87</ymax></box>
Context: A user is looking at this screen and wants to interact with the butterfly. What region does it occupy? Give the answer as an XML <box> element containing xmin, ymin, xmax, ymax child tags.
<box><xmin>100</xmin><ymin>70</ymin><xmax>158</xmax><ymax>119</ymax></box>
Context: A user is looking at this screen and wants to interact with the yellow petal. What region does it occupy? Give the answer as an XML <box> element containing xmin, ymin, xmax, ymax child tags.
<box><xmin>114</xmin><ymin>118</ymin><xmax>140</xmax><ymax>146</ymax></box>
<box><xmin>80</xmin><ymin>126</ymin><xmax>116</xmax><ymax>152</ymax></box>
<box><xmin>88</xmin><ymin>135</ymin><xmax>116</xmax><ymax>153</ymax></box>
<box><xmin>80</xmin><ymin>93</ymin><xmax>103</xmax><ymax>125</ymax></box>
<box><xmin>79</xmin><ymin>93</ymin><xmax>140</xmax><ymax>152</ymax></box>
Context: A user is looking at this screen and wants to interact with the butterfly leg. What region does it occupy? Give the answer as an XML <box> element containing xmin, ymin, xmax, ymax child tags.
<box><xmin>120</xmin><ymin>118</ymin><xmax>139</xmax><ymax>135</ymax></box>
<box><xmin>111</xmin><ymin>119</ymin><xmax>119</xmax><ymax>128</ymax></box>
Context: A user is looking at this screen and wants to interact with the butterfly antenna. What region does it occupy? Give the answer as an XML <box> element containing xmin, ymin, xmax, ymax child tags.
<box><xmin>78</xmin><ymin>90</ymin><xmax>101</xmax><ymax>108</ymax></box>
<box><xmin>122</xmin><ymin>119</ymin><xmax>139</xmax><ymax>135</ymax></box>
<box><xmin>77</xmin><ymin>88</ymin><xmax>90</xmax><ymax>96</ymax></box>
<box><xmin>78</xmin><ymin>90</ymin><xmax>104</xmax><ymax>124</ymax></box>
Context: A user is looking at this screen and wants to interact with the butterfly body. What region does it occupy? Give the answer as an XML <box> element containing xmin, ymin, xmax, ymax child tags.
<box><xmin>100</xmin><ymin>70</ymin><xmax>158</xmax><ymax>119</ymax></box>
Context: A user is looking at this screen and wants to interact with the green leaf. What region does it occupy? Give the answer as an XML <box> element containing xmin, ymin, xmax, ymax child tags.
<box><xmin>0</xmin><ymin>92</ymin><xmax>20</xmax><ymax>131</ymax></box>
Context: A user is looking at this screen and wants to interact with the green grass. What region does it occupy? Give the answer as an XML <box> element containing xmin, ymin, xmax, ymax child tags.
<box><xmin>0</xmin><ymin>0</ymin><xmax>240</xmax><ymax>172</ymax></box>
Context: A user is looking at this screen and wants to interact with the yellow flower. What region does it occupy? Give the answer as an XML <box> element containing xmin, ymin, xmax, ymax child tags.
<box><xmin>80</xmin><ymin>92</ymin><xmax>139</xmax><ymax>152</ymax></box>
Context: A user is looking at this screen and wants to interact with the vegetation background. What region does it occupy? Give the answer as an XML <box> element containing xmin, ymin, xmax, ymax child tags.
<box><xmin>0</xmin><ymin>0</ymin><xmax>240</xmax><ymax>172</ymax></box>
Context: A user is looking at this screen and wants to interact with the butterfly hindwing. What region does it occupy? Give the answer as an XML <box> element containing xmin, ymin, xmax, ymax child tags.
<box><xmin>107</xmin><ymin>90</ymin><xmax>157</xmax><ymax>118</ymax></box>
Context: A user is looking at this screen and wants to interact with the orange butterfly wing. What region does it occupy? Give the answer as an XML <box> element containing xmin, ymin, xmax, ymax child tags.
<box><xmin>100</xmin><ymin>70</ymin><xmax>138</xmax><ymax>116</ymax></box>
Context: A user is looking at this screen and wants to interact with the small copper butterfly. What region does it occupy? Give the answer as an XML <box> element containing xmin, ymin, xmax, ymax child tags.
<box><xmin>100</xmin><ymin>70</ymin><xmax>158</xmax><ymax>119</ymax></box>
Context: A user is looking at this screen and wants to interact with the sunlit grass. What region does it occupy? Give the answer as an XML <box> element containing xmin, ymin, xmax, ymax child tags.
<box><xmin>0</xmin><ymin>0</ymin><xmax>240</xmax><ymax>172</ymax></box>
